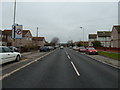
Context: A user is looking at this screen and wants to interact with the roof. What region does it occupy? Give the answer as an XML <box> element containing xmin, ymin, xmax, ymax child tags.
<box><xmin>22</xmin><ymin>30</ymin><xmax>30</xmax><ymax>37</ymax></box>
<box><xmin>2</xmin><ymin>30</ymin><xmax>30</xmax><ymax>37</ymax></box>
<box><xmin>32</xmin><ymin>37</ymin><xmax>45</xmax><ymax>41</ymax></box>
<box><xmin>97</xmin><ymin>31</ymin><xmax>111</xmax><ymax>37</ymax></box>
<box><xmin>2</xmin><ymin>30</ymin><xmax>12</xmax><ymax>36</ymax></box>
<box><xmin>113</xmin><ymin>25</ymin><xmax>120</xmax><ymax>33</ymax></box>
<box><xmin>89</xmin><ymin>34</ymin><xmax>97</xmax><ymax>39</ymax></box>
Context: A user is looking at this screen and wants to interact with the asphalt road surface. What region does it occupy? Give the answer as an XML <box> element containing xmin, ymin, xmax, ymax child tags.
<box><xmin>2</xmin><ymin>48</ymin><xmax>119</xmax><ymax>88</ymax></box>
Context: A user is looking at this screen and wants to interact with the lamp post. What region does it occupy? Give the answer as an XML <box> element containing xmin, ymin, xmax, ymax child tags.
<box><xmin>12</xmin><ymin>0</ymin><xmax>16</xmax><ymax>46</ymax></box>
<box><xmin>80</xmin><ymin>26</ymin><xmax>85</xmax><ymax>47</ymax></box>
<box><xmin>13</xmin><ymin>0</ymin><xmax>16</xmax><ymax>26</ymax></box>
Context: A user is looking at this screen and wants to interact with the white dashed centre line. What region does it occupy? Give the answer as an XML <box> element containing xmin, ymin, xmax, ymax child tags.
<box><xmin>71</xmin><ymin>61</ymin><xmax>80</xmax><ymax>76</ymax></box>
<box><xmin>67</xmin><ymin>55</ymin><xmax>71</xmax><ymax>59</ymax></box>
<box><xmin>64</xmin><ymin>49</ymin><xmax>80</xmax><ymax>77</ymax></box>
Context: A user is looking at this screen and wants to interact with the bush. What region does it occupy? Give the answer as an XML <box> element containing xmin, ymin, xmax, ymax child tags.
<box><xmin>92</xmin><ymin>41</ymin><xmax>102</xmax><ymax>47</ymax></box>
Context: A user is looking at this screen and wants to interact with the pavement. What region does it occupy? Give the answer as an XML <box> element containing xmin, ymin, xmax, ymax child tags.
<box><xmin>80</xmin><ymin>52</ymin><xmax>120</xmax><ymax>69</ymax></box>
<box><xmin>2</xmin><ymin>48</ymin><xmax>119</xmax><ymax>88</ymax></box>
<box><xmin>1</xmin><ymin>50</ymin><xmax>48</xmax><ymax>76</ymax></box>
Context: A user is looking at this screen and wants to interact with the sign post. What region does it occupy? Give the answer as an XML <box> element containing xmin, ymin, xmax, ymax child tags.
<box><xmin>12</xmin><ymin>24</ymin><xmax>23</xmax><ymax>39</ymax></box>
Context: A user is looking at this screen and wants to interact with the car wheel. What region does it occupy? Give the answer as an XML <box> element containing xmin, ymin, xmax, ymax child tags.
<box><xmin>16</xmin><ymin>55</ymin><xmax>20</xmax><ymax>62</ymax></box>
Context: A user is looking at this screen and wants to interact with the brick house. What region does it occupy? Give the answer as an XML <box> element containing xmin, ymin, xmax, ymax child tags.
<box><xmin>2</xmin><ymin>30</ymin><xmax>33</xmax><ymax>47</ymax></box>
<box><xmin>88</xmin><ymin>34</ymin><xmax>97</xmax><ymax>46</ymax></box>
<box><xmin>111</xmin><ymin>25</ymin><xmax>120</xmax><ymax>48</ymax></box>
<box><xmin>97</xmin><ymin>31</ymin><xmax>111</xmax><ymax>47</ymax></box>
<box><xmin>32</xmin><ymin>37</ymin><xmax>46</xmax><ymax>47</ymax></box>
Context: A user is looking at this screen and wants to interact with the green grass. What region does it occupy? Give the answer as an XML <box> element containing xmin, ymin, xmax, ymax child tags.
<box><xmin>98</xmin><ymin>51</ymin><xmax>120</xmax><ymax>60</ymax></box>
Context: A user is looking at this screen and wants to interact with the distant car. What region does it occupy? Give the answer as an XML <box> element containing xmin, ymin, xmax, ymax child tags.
<box><xmin>39</xmin><ymin>46</ymin><xmax>49</xmax><ymax>52</ymax></box>
<box><xmin>0</xmin><ymin>46</ymin><xmax>21</xmax><ymax>64</ymax></box>
<box><xmin>85</xmin><ymin>47</ymin><xmax>98</xmax><ymax>55</ymax></box>
<box><xmin>69</xmin><ymin>46</ymin><xmax>72</xmax><ymax>49</ymax></box>
<box><xmin>60</xmin><ymin>46</ymin><xmax>64</xmax><ymax>49</ymax></box>
<box><xmin>79</xmin><ymin>47</ymin><xmax>86</xmax><ymax>52</ymax></box>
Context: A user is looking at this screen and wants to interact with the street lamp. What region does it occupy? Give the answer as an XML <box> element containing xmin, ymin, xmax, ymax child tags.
<box><xmin>80</xmin><ymin>26</ymin><xmax>85</xmax><ymax>47</ymax></box>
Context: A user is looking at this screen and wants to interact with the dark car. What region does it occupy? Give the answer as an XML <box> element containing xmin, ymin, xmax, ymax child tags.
<box><xmin>39</xmin><ymin>46</ymin><xmax>48</xmax><ymax>52</ymax></box>
<box><xmin>85</xmin><ymin>47</ymin><xmax>98</xmax><ymax>55</ymax></box>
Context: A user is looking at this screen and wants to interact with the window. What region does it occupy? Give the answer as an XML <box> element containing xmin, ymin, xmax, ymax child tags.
<box><xmin>2</xmin><ymin>47</ymin><xmax>12</xmax><ymax>53</ymax></box>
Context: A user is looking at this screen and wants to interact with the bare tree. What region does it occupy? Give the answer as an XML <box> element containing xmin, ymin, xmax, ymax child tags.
<box><xmin>50</xmin><ymin>37</ymin><xmax>60</xmax><ymax>46</ymax></box>
<box><xmin>67</xmin><ymin>40</ymin><xmax>74</xmax><ymax>47</ymax></box>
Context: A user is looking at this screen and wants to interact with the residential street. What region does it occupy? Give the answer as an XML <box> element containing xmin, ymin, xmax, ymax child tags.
<box><xmin>2</xmin><ymin>48</ymin><xmax>119</xmax><ymax>88</ymax></box>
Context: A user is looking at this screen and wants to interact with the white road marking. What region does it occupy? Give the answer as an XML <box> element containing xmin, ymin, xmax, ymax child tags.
<box><xmin>64</xmin><ymin>49</ymin><xmax>80</xmax><ymax>76</ymax></box>
<box><xmin>65</xmin><ymin>50</ymin><xmax>68</xmax><ymax>55</ymax></box>
<box><xmin>67</xmin><ymin>55</ymin><xmax>71</xmax><ymax>59</ymax></box>
<box><xmin>71</xmin><ymin>61</ymin><xmax>80</xmax><ymax>76</ymax></box>
<box><xmin>0</xmin><ymin>50</ymin><xmax>55</xmax><ymax>80</ymax></box>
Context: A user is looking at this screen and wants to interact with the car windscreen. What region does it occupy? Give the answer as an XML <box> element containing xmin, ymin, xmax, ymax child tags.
<box><xmin>80</xmin><ymin>47</ymin><xmax>85</xmax><ymax>49</ymax></box>
<box><xmin>88</xmin><ymin>48</ymin><xmax>95</xmax><ymax>50</ymax></box>
<box><xmin>2</xmin><ymin>47</ymin><xmax>12</xmax><ymax>52</ymax></box>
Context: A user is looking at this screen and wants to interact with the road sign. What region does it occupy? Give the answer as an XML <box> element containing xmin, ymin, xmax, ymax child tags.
<box><xmin>12</xmin><ymin>25</ymin><xmax>23</xmax><ymax>39</ymax></box>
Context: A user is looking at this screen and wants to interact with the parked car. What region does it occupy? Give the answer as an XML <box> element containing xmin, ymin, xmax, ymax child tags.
<box><xmin>47</xmin><ymin>46</ymin><xmax>55</xmax><ymax>51</ymax></box>
<box><xmin>85</xmin><ymin>47</ymin><xmax>98</xmax><ymax>55</ymax></box>
<box><xmin>79</xmin><ymin>47</ymin><xmax>86</xmax><ymax>52</ymax></box>
<box><xmin>55</xmin><ymin>45</ymin><xmax>59</xmax><ymax>49</ymax></box>
<box><xmin>39</xmin><ymin>46</ymin><xmax>49</xmax><ymax>52</ymax></box>
<box><xmin>8</xmin><ymin>46</ymin><xmax>19</xmax><ymax>52</ymax></box>
<box><xmin>0</xmin><ymin>46</ymin><xmax>21</xmax><ymax>64</ymax></box>
<box><xmin>73</xmin><ymin>46</ymin><xmax>79</xmax><ymax>51</ymax></box>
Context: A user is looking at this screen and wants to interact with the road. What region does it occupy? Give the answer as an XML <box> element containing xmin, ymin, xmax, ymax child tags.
<box><xmin>2</xmin><ymin>48</ymin><xmax>119</xmax><ymax>88</ymax></box>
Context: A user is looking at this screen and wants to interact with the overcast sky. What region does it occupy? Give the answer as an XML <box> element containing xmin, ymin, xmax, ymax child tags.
<box><xmin>2</xmin><ymin>1</ymin><xmax>118</xmax><ymax>43</ymax></box>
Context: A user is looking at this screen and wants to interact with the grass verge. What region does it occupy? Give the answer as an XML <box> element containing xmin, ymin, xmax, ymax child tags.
<box><xmin>98</xmin><ymin>51</ymin><xmax>120</xmax><ymax>60</ymax></box>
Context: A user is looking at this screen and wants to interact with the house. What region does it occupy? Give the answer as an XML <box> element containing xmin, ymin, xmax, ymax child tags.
<box><xmin>32</xmin><ymin>37</ymin><xmax>46</xmax><ymax>47</ymax></box>
<box><xmin>2</xmin><ymin>30</ymin><xmax>11</xmax><ymax>46</ymax></box>
<box><xmin>97</xmin><ymin>31</ymin><xmax>111</xmax><ymax>47</ymax></box>
<box><xmin>2</xmin><ymin>30</ymin><xmax>33</xmax><ymax>47</ymax></box>
<box><xmin>88</xmin><ymin>34</ymin><xmax>97</xmax><ymax>46</ymax></box>
<box><xmin>111</xmin><ymin>25</ymin><xmax>120</xmax><ymax>48</ymax></box>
